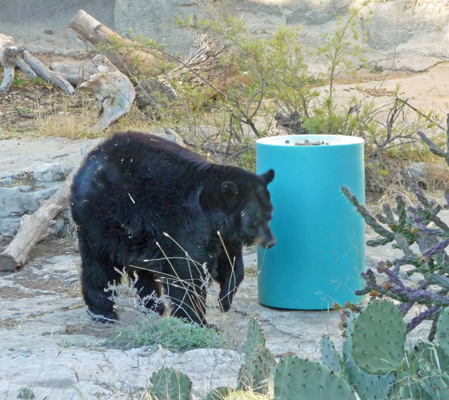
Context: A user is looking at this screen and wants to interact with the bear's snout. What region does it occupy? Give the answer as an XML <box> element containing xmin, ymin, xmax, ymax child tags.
<box><xmin>257</xmin><ymin>229</ymin><xmax>276</xmax><ymax>249</ymax></box>
<box><xmin>264</xmin><ymin>237</ymin><xmax>276</xmax><ymax>249</ymax></box>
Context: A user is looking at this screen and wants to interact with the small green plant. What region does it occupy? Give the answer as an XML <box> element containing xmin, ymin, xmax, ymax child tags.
<box><xmin>17</xmin><ymin>387</ymin><xmax>35</xmax><ymax>399</ymax></box>
<box><xmin>105</xmin><ymin>314</ymin><xmax>230</xmax><ymax>351</ymax></box>
<box><xmin>12</xmin><ymin>74</ymin><xmax>28</xmax><ymax>87</ymax></box>
<box><xmin>31</xmin><ymin>77</ymin><xmax>45</xmax><ymax>85</ymax></box>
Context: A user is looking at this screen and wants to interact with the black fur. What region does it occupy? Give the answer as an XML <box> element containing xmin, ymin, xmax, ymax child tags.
<box><xmin>70</xmin><ymin>131</ymin><xmax>275</xmax><ymax>324</ymax></box>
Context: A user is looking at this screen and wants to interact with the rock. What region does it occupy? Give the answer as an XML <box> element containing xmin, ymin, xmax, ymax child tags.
<box><xmin>0</xmin><ymin>185</ymin><xmax>59</xmax><ymax>218</ymax></box>
<box><xmin>408</xmin><ymin>162</ymin><xmax>449</xmax><ymax>184</ymax></box>
<box><xmin>0</xmin><ymin>138</ymin><xmax>101</xmax><ymax>181</ymax></box>
<box><xmin>0</xmin><ymin>217</ymin><xmax>20</xmax><ymax>237</ymax></box>
<box><xmin>46</xmin><ymin>218</ymin><xmax>66</xmax><ymax>237</ymax></box>
<box><xmin>0</xmin><ymin>177</ymin><xmax>12</xmax><ymax>186</ymax></box>
<box><xmin>33</xmin><ymin>163</ymin><xmax>64</xmax><ymax>182</ymax></box>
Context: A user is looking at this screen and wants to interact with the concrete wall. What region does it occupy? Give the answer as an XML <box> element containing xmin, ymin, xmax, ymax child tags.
<box><xmin>0</xmin><ymin>0</ymin><xmax>115</xmax><ymax>55</ymax></box>
<box><xmin>1</xmin><ymin>0</ymin><xmax>449</xmax><ymax>70</ymax></box>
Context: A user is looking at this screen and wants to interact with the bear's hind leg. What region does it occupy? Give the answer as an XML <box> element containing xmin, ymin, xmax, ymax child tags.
<box><xmin>78</xmin><ymin>236</ymin><xmax>121</xmax><ymax>322</ymax></box>
<box><xmin>165</xmin><ymin>276</ymin><xmax>207</xmax><ymax>325</ymax></box>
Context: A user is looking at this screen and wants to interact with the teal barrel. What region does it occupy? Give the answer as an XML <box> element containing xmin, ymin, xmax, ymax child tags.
<box><xmin>256</xmin><ymin>135</ymin><xmax>365</xmax><ymax>309</ymax></box>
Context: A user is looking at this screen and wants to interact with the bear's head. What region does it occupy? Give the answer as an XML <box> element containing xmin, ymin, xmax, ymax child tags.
<box><xmin>221</xmin><ymin>169</ymin><xmax>276</xmax><ymax>249</ymax></box>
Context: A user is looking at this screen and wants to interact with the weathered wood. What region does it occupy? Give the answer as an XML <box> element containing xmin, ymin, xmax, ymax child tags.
<box><xmin>0</xmin><ymin>167</ymin><xmax>76</xmax><ymax>271</ymax></box>
<box><xmin>69</xmin><ymin>10</ymin><xmax>163</xmax><ymax>76</ymax></box>
<box><xmin>0</xmin><ymin>34</ymin><xmax>32</xmax><ymax>93</ymax></box>
<box><xmin>79</xmin><ymin>55</ymin><xmax>136</xmax><ymax>131</ymax></box>
<box><xmin>22</xmin><ymin>52</ymin><xmax>75</xmax><ymax>95</ymax></box>
<box><xmin>168</xmin><ymin>33</ymin><xmax>229</xmax><ymax>91</ymax></box>
<box><xmin>50</xmin><ymin>60</ymin><xmax>97</xmax><ymax>86</ymax></box>
<box><xmin>0</xmin><ymin>33</ymin><xmax>75</xmax><ymax>95</ymax></box>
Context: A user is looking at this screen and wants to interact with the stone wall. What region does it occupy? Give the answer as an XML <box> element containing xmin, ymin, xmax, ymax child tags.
<box><xmin>1</xmin><ymin>0</ymin><xmax>449</xmax><ymax>69</ymax></box>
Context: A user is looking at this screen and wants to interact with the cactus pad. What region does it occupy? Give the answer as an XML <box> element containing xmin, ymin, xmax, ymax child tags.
<box><xmin>150</xmin><ymin>367</ymin><xmax>192</xmax><ymax>400</ymax></box>
<box><xmin>406</xmin><ymin>342</ymin><xmax>449</xmax><ymax>375</ymax></box>
<box><xmin>321</xmin><ymin>335</ymin><xmax>342</xmax><ymax>374</ymax></box>
<box><xmin>238</xmin><ymin>345</ymin><xmax>276</xmax><ymax>393</ymax></box>
<box><xmin>270</xmin><ymin>356</ymin><xmax>355</xmax><ymax>400</ymax></box>
<box><xmin>351</xmin><ymin>299</ymin><xmax>406</xmax><ymax>374</ymax></box>
<box><xmin>238</xmin><ymin>316</ymin><xmax>274</xmax><ymax>393</ymax></box>
<box><xmin>343</xmin><ymin>313</ymin><xmax>394</xmax><ymax>400</ymax></box>
<box><xmin>244</xmin><ymin>316</ymin><xmax>266</xmax><ymax>361</ymax></box>
<box><xmin>437</xmin><ymin>307</ymin><xmax>449</xmax><ymax>356</ymax></box>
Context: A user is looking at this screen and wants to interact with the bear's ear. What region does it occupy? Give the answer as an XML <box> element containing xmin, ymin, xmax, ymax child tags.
<box><xmin>221</xmin><ymin>181</ymin><xmax>239</xmax><ymax>198</ymax></box>
<box><xmin>262</xmin><ymin>169</ymin><xmax>275</xmax><ymax>185</ymax></box>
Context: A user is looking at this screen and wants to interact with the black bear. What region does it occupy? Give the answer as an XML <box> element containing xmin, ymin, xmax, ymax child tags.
<box><xmin>70</xmin><ymin>131</ymin><xmax>275</xmax><ymax>325</ymax></box>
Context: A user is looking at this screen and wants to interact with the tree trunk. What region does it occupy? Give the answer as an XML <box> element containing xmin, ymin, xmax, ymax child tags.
<box><xmin>69</xmin><ymin>10</ymin><xmax>163</xmax><ymax>76</ymax></box>
<box><xmin>79</xmin><ymin>55</ymin><xmax>136</xmax><ymax>131</ymax></box>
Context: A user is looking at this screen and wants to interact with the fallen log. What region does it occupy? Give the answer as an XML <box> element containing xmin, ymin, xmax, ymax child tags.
<box><xmin>0</xmin><ymin>167</ymin><xmax>76</xmax><ymax>272</ymax></box>
<box><xmin>0</xmin><ymin>33</ymin><xmax>75</xmax><ymax>95</ymax></box>
<box><xmin>68</xmin><ymin>11</ymin><xmax>244</xmax><ymax>107</ymax></box>
<box><xmin>0</xmin><ymin>129</ymin><xmax>185</xmax><ymax>272</ymax></box>
<box><xmin>69</xmin><ymin>9</ymin><xmax>163</xmax><ymax>76</ymax></box>
<box><xmin>50</xmin><ymin>59</ymin><xmax>97</xmax><ymax>86</ymax></box>
<box><xmin>79</xmin><ymin>55</ymin><xmax>136</xmax><ymax>131</ymax></box>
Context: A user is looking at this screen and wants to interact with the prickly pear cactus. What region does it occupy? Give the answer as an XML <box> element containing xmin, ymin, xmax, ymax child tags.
<box><xmin>150</xmin><ymin>367</ymin><xmax>192</xmax><ymax>400</ymax></box>
<box><xmin>400</xmin><ymin>342</ymin><xmax>449</xmax><ymax>398</ymax></box>
<box><xmin>238</xmin><ymin>316</ymin><xmax>276</xmax><ymax>393</ymax></box>
<box><xmin>423</xmin><ymin>373</ymin><xmax>449</xmax><ymax>398</ymax></box>
<box><xmin>238</xmin><ymin>345</ymin><xmax>276</xmax><ymax>392</ymax></box>
<box><xmin>399</xmin><ymin>371</ymin><xmax>449</xmax><ymax>399</ymax></box>
<box><xmin>251</xmin><ymin>345</ymin><xmax>276</xmax><ymax>392</ymax></box>
<box><xmin>244</xmin><ymin>316</ymin><xmax>266</xmax><ymax>361</ymax></box>
<box><xmin>406</xmin><ymin>342</ymin><xmax>449</xmax><ymax>376</ymax></box>
<box><xmin>437</xmin><ymin>307</ymin><xmax>449</xmax><ymax>356</ymax></box>
<box><xmin>321</xmin><ymin>335</ymin><xmax>343</xmax><ymax>374</ymax></box>
<box><xmin>351</xmin><ymin>299</ymin><xmax>406</xmax><ymax>375</ymax></box>
<box><xmin>343</xmin><ymin>313</ymin><xmax>394</xmax><ymax>400</ymax></box>
<box><xmin>270</xmin><ymin>356</ymin><xmax>355</xmax><ymax>400</ymax></box>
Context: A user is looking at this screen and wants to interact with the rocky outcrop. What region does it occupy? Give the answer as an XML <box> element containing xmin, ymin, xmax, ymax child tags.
<box><xmin>1</xmin><ymin>0</ymin><xmax>448</xmax><ymax>70</ymax></box>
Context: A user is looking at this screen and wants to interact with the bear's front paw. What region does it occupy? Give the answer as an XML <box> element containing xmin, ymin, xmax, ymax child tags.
<box><xmin>218</xmin><ymin>297</ymin><xmax>231</xmax><ymax>312</ymax></box>
<box><xmin>206</xmin><ymin>323</ymin><xmax>222</xmax><ymax>332</ymax></box>
<box><xmin>89</xmin><ymin>310</ymin><xmax>118</xmax><ymax>323</ymax></box>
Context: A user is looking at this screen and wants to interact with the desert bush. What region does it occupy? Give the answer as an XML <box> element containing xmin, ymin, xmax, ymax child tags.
<box><xmin>342</xmin><ymin>124</ymin><xmax>449</xmax><ymax>343</ymax></box>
